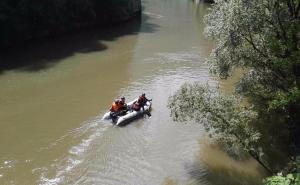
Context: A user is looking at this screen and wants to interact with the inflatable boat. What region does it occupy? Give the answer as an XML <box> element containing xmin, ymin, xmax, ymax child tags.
<box><xmin>102</xmin><ymin>99</ymin><xmax>152</xmax><ymax>126</ymax></box>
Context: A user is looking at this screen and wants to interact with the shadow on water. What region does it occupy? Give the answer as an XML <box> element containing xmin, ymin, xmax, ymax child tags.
<box><xmin>0</xmin><ymin>14</ymin><xmax>159</xmax><ymax>74</ymax></box>
<box><xmin>186</xmin><ymin>141</ymin><xmax>267</xmax><ymax>185</ymax></box>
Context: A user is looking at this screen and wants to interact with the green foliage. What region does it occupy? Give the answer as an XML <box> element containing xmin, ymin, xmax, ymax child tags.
<box><xmin>269</xmin><ymin>87</ymin><xmax>300</xmax><ymax>111</ymax></box>
<box><xmin>205</xmin><ymin>0</ymin><xmax>300</xmax><ymax>116</ymax></box>
<box><xmin>263</xmin><ymin>157</ymin><xmax>299</xmax><ymax>185</ymax></box>
<box><xmin>168</xmin><ymin>83</ymin><xmax>260</xmax><ymax>155</ymax></box>
<box><xmin>263</xmin><ymin>173</ymin><xmax>299</xmax><ymax>185</ymax></box>
<box><xmin>169</xmin><ymin>0</ymin><xmax>300</xmax><ymax>177</ymax></box>
<box><xmin>204</xmin><ymin>0</ymin><xmax>300</xmax><ymax>168</ymax></box>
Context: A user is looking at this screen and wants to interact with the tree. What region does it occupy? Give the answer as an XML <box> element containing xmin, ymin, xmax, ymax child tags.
<box><xmin>168</xmin><ymin>83</ymin><xmax>272</xmax><ymax>172</ymax></box>
<box><xmin>204</xmin><ymin>0</ymin><xmax>300</xmax><ymax>145</ymax></box>
<box><xmin>168</xmin><ymin>0</ymin><xmax>300</xmax><ymax>177</ymax></box>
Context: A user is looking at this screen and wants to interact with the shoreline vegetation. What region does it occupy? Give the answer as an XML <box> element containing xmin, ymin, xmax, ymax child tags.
<box><xmin>169</xmin><ymin>0</ymin><xmax>299</xmax><ymax>184</ymax></box>
<box><xmin>0</xmin><ymin>0</ymin><xmax>142</xmax><ymax>48</ymax></box>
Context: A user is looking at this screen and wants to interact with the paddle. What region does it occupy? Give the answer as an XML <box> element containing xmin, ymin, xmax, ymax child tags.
<box><xmin>145</xmin><ymin>110</ymin><xmax>151</xmax><ymax>117</ymax></box>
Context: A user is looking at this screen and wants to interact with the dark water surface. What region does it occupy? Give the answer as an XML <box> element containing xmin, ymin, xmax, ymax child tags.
<box><xmin>0</xmin><ymin>0</ymin><xmax>265</xmax><ymax>184</ymax></box>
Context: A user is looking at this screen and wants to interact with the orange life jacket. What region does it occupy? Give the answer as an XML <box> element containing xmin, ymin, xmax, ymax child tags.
<box><xmin>110</xmin><ymin>102</ymin><xmax>121</xmax><ymax>112</ymax></box>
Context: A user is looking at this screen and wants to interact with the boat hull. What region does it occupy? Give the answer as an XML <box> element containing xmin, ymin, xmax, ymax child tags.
<box><xmin>102</xmin><ymin>99</ymin><xmax>152</xmax><ymax>126</ymax></box>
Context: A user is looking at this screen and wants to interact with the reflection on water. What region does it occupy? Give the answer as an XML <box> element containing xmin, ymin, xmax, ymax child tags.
<box><xmin>195</xmin><ymin>139</ymin><xmax>266</xmax><ymax>185</ymax></box>
<box><xmin>0</xmin><ymin>0</ymin><xmax>266</xmax><ymax>185</ymax></box>
<box><xmin>0</xmin><ymin>16</ymin><xmax>153</xmax><ymax>74</ymax></box>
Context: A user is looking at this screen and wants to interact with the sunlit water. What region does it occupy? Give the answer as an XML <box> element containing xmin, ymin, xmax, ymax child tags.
<box><xmin>0</xmin><ymin>0</ymin><xmax>265</xmax><ymax>184</ymax></box>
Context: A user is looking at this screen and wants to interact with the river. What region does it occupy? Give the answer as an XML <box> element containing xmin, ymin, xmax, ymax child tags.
<box><xmin>0</xmin><ymin>0</ymin><xmax>265</xmax><ymax>184</ymax></box>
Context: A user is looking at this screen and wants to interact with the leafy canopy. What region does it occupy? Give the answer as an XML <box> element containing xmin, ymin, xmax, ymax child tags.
<box><xmin>205</xmin><ymin>0</ymin><xmax>300</xmax><ymax>113</ymax></box>
<box><xmin>168</xmin><ymin>84</ymin><xmax>260</xmax><ymax>155</ymax></box>
<box><xmin>168</xmin><ymin>0</ymin><xmax>300</xmax><ymax>175</ymax></box>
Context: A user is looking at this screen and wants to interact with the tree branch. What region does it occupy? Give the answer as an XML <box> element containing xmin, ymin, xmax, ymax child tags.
<box><xmin>241</xmin><ymin>32</ymin><xmax>269</xmax><ymax>59</ymax></box>
<box><xmin>205</xmin><ymin>104</ymin><xmax>274</xmax><ymax>174</ymax></box>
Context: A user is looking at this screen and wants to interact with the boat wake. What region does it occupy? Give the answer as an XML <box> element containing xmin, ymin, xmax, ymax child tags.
<box><xmin>39</xmin><ymin>115</ymin><xmax>111</xmax><ymax>185</ymax></box>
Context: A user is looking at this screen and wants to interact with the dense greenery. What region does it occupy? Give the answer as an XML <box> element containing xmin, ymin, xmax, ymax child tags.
<box><xmin>263</xmin><ymin>173</ymin><xmax>299</xmax><ymax>185</ymax></box>
<box><xmin>168</xmin><ymin>0</ymin><xmax>300</xmax><ymax>183</ymax></box>
<box><xmin>264</xmin><ymin>157</ymin><xmax>299</xmax><ymax>185</ymax></box>
<box><xmin>204</xmin><ymin>0</ymin><xmax>300</xmax><ymax>160</ymax></box>
<box><xmin>168</xmin><ymin>84</ymin><xmax>269</xmax><ymax>169</ymax></box>
<box><xmin>168</xmin><ymin>84</ymin><xmax>259</xmax><ymax>155</ymax></box>
<box><xmin>204</xmin><ymin>0</ymin><xmax>300</xmax><ymax>138</ymax></box>
<box><xmin>0</xmin><ymin>0</ymin><xmax>141</xmax><ymax>46</ymax></box>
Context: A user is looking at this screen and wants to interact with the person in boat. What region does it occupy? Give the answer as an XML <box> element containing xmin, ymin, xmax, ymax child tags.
<box><xmin>137</xmin><ymin>93</ymin><xmax>151</xmax><ymax>109</ymax></box>
<box><xmin>130</xmin><ymin>94</ymin><xmax>146</xmax><ymax>112</ymax></box>
<box><xmin>136</xmin><ymin>93</ymin><xmax>152</xmax><ymax>116</ymax></box>
<box><xmin>131</xmin><ymin>101</ymin><xmax>141</xmax><ymax>111</ymax></box>
<box><xmin>119</xmin><ymin>96</ymin><xmax>127</xmax><ymax>111</ymax></box>
<box><xmin>118</xmin><ymin>96</ymin><xmax>129</xmax><ymax>115</ymax></box>
<box><xmin>110</xmin><ymin>99</ymin><xmax>122</xmax><ymax>121</ymax></box>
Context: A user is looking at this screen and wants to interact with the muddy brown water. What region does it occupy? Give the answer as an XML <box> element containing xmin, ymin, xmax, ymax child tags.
<box><xmin>0</xmin><ymin>0</ymin><xmax>265</xmax><ymax>184</ymax></box>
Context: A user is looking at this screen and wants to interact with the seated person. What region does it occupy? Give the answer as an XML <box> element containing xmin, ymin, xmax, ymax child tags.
<box><xmin>110</xmin><ymin>99</ymin><xmax>120</xmax><ymax>112</ymax></box>
<box><xmin>137</xmin><ymin>93</ymin><xmax>151</xmax><ymax>110</ymax></box>
<box><xmin>110</xmin><ymin>99</ymin><xmax>122</xmax><ymax>120</ymax></box>
<box><xmin>131</xmin><ymin>101</ymin><xmax>141</xmax><ymax>111</ymax></box>
<box><xmin>118</xmin><ymin>96</ymin><xmax>128</xmax><ymax>111</ymax></box>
